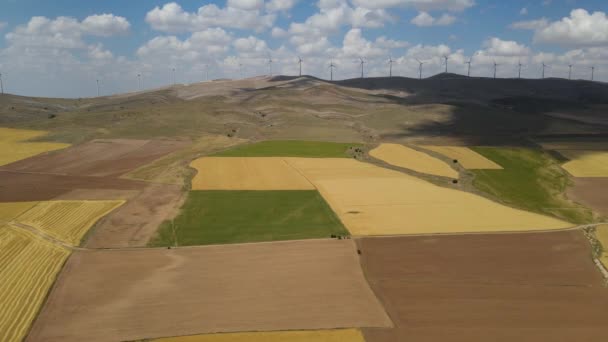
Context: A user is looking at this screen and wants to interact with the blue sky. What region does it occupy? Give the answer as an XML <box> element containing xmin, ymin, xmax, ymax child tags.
<box><xmin>0</xmin><ymin>0</ymin><xmax>607</xmax><ymax>97</ymax></box>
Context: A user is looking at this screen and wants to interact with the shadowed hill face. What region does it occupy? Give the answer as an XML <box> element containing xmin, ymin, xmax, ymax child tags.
<box><xmin>1</xmin><ymin>76</ymin><xmax>607</xmax><ymax>145</ymax></box>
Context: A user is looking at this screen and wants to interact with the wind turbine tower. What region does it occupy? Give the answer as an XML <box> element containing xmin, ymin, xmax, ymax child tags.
<box><xmin>267</xmin><ymin>56</ymin><xmax>273</xmax><ymax>76</ymax></box>
<box><xmin>443</xmin><ymin>55</ymin><xmax>449</xmax><ymax>73</ymax></box>
<box><xmin>359</xmin><ymin>57</ymin><xmax>366</xmax><ymax>79</ymax></box>
<box><xmin>493</xmin><ymin>61</ymin><xmax>499</xmax><ymax>79</ymax></box>
<box><xmin>568</xmin><ymin>64</ymin><xmax>573</xmax><ymax>80</ymax></box>
<box><xmin>388</xmin><ymin>56</ymin><xmax>394</xmax><ymax>77</ymax></box>
<box><xmin>518</xmin><ymin>60</ymin><xmax>523</xmax><ymax>79</ymax></box>
<box><xmin>415</xmin><ymin>59</ymin><xmax>424</xmax><ymax>80</ymax></box>
<box><xmin>541</xmin><ymin>62</ymin><xmax>548</xmax><ymax>79</ymax></box>
<box><xmin>137</xmin><ymin>73</ymin><xmax>142</xmax><ymax>91</ymax></box>
<box><xmin>0</xmin><ymin>73</ymin><xmax>3</xmax><ymax>94</ymax></box>
<box><xmin>329</xmin><ymin>60</ymin><xmax>336</xmax><ymax>81</ymax></box>
<box><xmin>298</xmin><ymin>56</ymin><xmax>303</xmax><ymax>77</ymax></box>
<box><xmin>465</xmin><ymin>59</ymin><xmax>472</xmax><ymax>77</ymax></box>
<box><xmin>96</xmin><ymin>79</ymin><xmax>100</xmax><ymax>97</ymax></box>
<box><xmin>591</xmin><ymin>66</ymin><xmax>595</xmax><ymax>81</ymax></box>
<box><xmin>172</xmin><ymin>67</ymin><xmax>176</xmax><ymax>85</ymax></box>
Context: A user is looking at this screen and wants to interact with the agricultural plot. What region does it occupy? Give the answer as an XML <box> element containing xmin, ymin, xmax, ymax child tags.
<box><xmin>28</xmin><ymin>239</ymin><xmax>391</xmax><ymax>342</ymax></box>
<box><xmin>0</xmin><ymin>202</ymin><xmax>37</xmax><ymax>222</ymax></box>
<box><xmin>149</xmin><ymin>190</ymin><xmax>347</xmax><ymax>246</ymax></box>
<box><xmin>558</xmin><ymin>150</ymin><xmax>608</xmax><ymax>177</ymax></box>
<box><xmin>1</xmin><ymin>138</ymin><xmax>188</xmax><ymax>178</ymax></box>
<box><xmin>213</xmin><ymin>140</ymin><xmax>359</xmax><ymax>158</ymax></box>
<box><xmin>0</xmin><ymin>127</ymin><xmax>69</xmax><ymax>166</ymax></box>
<box><xmin>190</xmin><ymin>157</ymin><xmax>314</xmax><ymax>190</ymax></box>
<box><xmin>0</xmin><ymin>224</ymin><xmax>70</xmax><ymax>342</ymax></box>
<box><xmin>596</xmin><ymin>225</ymin><xmax>608</xmax><ymax>268</ymax></box>
<box><xmin>153</xmin><ymin>329</ymin><xmax>365</xmax><ymax>342</ymax></box>
<box><xmin>419</xmin><ymin>145</ymin><xmax>502</xmax><ymax>169</ymax></box>
<box><xmin>567</xmin><ymin>178</ymin><xmax>608</xmax><ymax>218</ymax></box>
<box><xmin>16</xmin><ymin>200</ymin><xmax>125</xmax><ymax>245</ymax></box>
<box><xmin>359</xmin><ymin>231</ymin><xmax>608</xmax><ymax>342</ymax></box>
<box><xmin>369</xmin><ymin>143</ymin><xmax>459</xmax><ymax>178</ymax></box>
<box><xmin>283</xmin><ymin>158</ymin><xmax>570</xmax><ymax>236</ymax></box>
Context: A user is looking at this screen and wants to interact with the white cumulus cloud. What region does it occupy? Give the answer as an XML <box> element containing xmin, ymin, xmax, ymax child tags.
<box><xmin>411</xmin><ymin>12</ymin><xmax>456</xmax><ymax>26</ymax></box>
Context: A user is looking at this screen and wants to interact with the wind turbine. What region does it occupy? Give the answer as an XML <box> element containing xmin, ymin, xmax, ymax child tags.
<box><xmin>239</xmin><ymin>63</ymin><xmax>243</xmax><ymax>79</ymax></box>
<box><xmin>137</xmin><ymin>73</ymin><xmax>142</xmax><ymax>91</ymax></box>
<box><xmin>541</xmin><ymin>62</ymin><xmax>548</xmax><ymax>79</ymax></box>
<box><xmin>591</xmin><ymin>66</ymin><xmax>595</xmax><ymax>81</ymax></box>
<box><xmin>388</xmin><ymin>56</ymin><xmax>394</xmax><ymax>77</ymax></box>
<box><xmin>465</xmin><ymin>58</ymin><xmax>472</xmax><ymax>77</ymax></box>
<box><xmin>0</xmin><ymin>73</ymin><xmax>4</xmax><ymax>94</ymax></box>
<box><xmin>96</xmin><ymin>79</ymin><xmax>100</xmax><ymax>97</ymax></box>
<box><xmin>172</xmin><ymin>67</ymin><xmax>176</xmax><ymax>85</ymax></box>
<box><xmin>267</xmin><ymin>55</ymin><xmax>273</xmax><ymax>76</ymax></box>
<box><xmin>358</xmin><ymin>57</ymin><xmax>366</xmax><ymax>79</ymax></box>
<box><xmin>493</xmin><ymin>60</ymin><xmax>499</xmax><ymax>79</ymax></box>
<box><xmin>518</xmin><ymin>60</ymin><xmax>524</xmax><ymax>79</ymax></box>
<box><xmin>568</xmin><ymin>64</ymin><xmax>573</xmax><ymax>80</ymax></box>
<box><xmin>329</xmin><ymin>60</ymin><xmax>337</xmax><ymax>81</ymax></box>
<box><xmin>298</xmin><ymin>56</ymin><xmax>303</xmax><ymax>77</ymax></box>
<box><xmin>205</xmin><ymin>64</ymin><xmax>210</xmax><ymax>81</ymax></box>
<box><xmin>443</xmin><ymin>55</ymin><xmax>449</xmax><ymax>73</ymax></box>
<box><xmin>415</xmin><ymin>59</ymin><xmax>425</xmax><ymax>80</ymax></box>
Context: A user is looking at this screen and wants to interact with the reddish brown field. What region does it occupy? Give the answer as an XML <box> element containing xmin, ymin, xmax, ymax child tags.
<box><xmin>0</xmin><ymin>139</ymin><xmax>188</xmax><ymax>178</ymax></box>
<box><xmin>27</xmin><ymin>239</ymin><xmax>391</xmax><ymax>342</ymax></box>
<box><xmin>358</xmin><ymin>231</ymin><xmax>608</xmax><ymax>342</ymax></box>
<box><xmin>567</xmin><ymin>177</ymin><xmax>608</xmax><ymax>217</ymax></box>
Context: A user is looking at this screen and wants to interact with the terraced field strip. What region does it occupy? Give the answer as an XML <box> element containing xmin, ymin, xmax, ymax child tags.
<box><xmin>16</xmin><ymin>200</ymin><xmax>125</xmax><ymax>245</ymax></box>
<box><xmin>0</xmin><ymin>223</ymin><xmax>70</xmax><ymax>342</ymax></box>
<box><xmin>369</xmin><ymin>143</ymin><xmax>459</xmax><ymax>178</ymax></box>
<box><xmin>190</xmin><ymin>157</ymin><xmax>314</xmax><ymax>190</ymax></box>
<box><xmin>419</xmin><ymin>145</ymin><xmax>503</xmax><ymax>169</ymax></box>
<box><xmin>558</xmin><ymin>150</ymin><xmax>608</xmax><ymax>177</ymax></box>
<box><xmin>596</xmin><ymin>225</ymin><xmax>608</xmax><ymax>269</ymax></box>
<box><xmin>284</xmin><ymin>158</ymin><xmax>570</xmax><ymax>235</ymax></box>
<box><xmin>152</xmin><ymin>329</ymin><xmax>366</xmax><ymax>342</ymax></box>
<box><xmin>0</xmin><ymin>202</ymin><xmax>38</xmax><ymax>223</ymax></box>
<box><xmin>213</xmin><ymin>140</ymin><xmax>360</xmax><ymax>158</ymax></box>
<box><xmin>0</xmin><ymin>127</ymin><xmax>70</xmax><ymax>166</ymax></box>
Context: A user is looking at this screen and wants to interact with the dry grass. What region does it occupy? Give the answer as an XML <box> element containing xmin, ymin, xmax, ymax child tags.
<box><xmin>558</xmin><ymin>150</ymin><xmax>608</xmax><ymax>177</ymax></box>
<box><xmin>16</xmin><ymin>200</ymin><xmax>125</xmax><ymax>245</ymax></box>
<box><xmin>0</xmin><ymin>224</ymin><xmax>69</xmax><ymax>342</ymax></box>
<box><xmin>369</xmin><ymin>143</ymin><xmax>459</xmax><ymax>178</ymax></box>
<box><xmin>420</xmin><ymin>145</ymin><xmax>502</xmax><ymax>169</ymax></box>
<box><xmin>284</xmin><ymin>158</ymin><xmax>571</xmax><ymax>235</ymax></box>
<box><xmin>0</xmin><ymin>127</ymin><xmax>69</xmax><ymax>166</ymax></box>
<box><xmin>0</xmin><ymin>202</ymin><xmax>37</xmax><ymax>223</ymax></box>
<box><xmin>190</xmin><ymin>157</ymin><xmax>314</xmax><ymax>190</ymax></box>
<box><xmin>596</xmin><ymin>225</ymin><xmax>608</xmax><ymax>269</ymax></box>
<box><xmin>153</xmin><ymin>329</ymin><xmax>365</xmax><ymax>342</ymax></box>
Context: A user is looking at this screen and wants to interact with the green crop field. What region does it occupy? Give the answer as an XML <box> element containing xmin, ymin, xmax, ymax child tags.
<box><xmin>471</xmin><ymin>147</ymin><xmax>593</xmax><ymax>224</ymax></box>
<box><xmin>213</xmin><ymin>140</ymin><xmax>361</xmax><ymax>158</ymax></box>
<box><xmin>149</xmin><ymin>190</ymin><xmax>348</xmax><ymax>246</ymax></box>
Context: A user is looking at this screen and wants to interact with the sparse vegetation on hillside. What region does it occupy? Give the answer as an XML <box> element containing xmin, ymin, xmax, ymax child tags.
<box><xmin>214</xmin><ymin>140</ymin><xmax>362</xmax><ymax>158</ymax></box>
<box><xmin>471</xmin><ymin>147</ymin><xmax>594</xmax><ymax>224</ymax></box>
<box><xmin>149</xmin><ymin>190</ymin><xmax>348</xmax><ymax>246</ymax></box>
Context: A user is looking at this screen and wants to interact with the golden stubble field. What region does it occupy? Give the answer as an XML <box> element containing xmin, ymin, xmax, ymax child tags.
<box><xmin>558</xmin><ymin>150</ymin><xmax>608</xmax><ymax>177</ymax></box>
<box><xmin>0</xmin><ymin>224</ymin><xmax>70</xmax><ymax>342</ymax></box>
<box><xmin>369</xmin><ymin>143</ymin><xmax>459</xmax><ymax>178</ymax></box>
<box><xmin>153</xmin><ymin>329</ymin><xmax>365</xmax><ymax>342</ymax></box>
<box><xmin>0</xmin><ymin>127</ymin><xmax>69</xmax><ymax>166</ymax></box>
<box><xmin>419</xmin><ymin>145</ymin><xmax>503</xmax><ymax>169</ymax></box>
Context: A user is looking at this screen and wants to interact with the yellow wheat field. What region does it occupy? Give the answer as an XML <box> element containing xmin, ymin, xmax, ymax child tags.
<box><xmin>284</xmin><ymin>158</ymin><xmax>570</xmax><ymax>236</ymax></box>
<box><xmin>16</xmin><ymin>200</ymin><xmax>125</xmax><ymax>245</ymax></box>
<box><xmin>596</xmin><ymin>225</ymin><xmax>608</xmax><ymax>269</ymax></box>
<box><xmin>420</xmin><ymin>145</ymin><xmax>503</xmax><ymax>169</ymax></box>
<box><xmin>0</xmin><ymin>202</ymin><xmax>37</xmax><ymax>223</ymax></box>
<box><xmin>0</xmin><ymin>223</ymin><xmax>70</xmax><ymax>342</ymax></box>
<box><xmin>153</xmin><ymin>329</ymin><xmax>366</xmax><ymax>342</ymax></box>
<box><xmin>369</xmin><ymin>143</ymin><xmax>459</xmax><ymax>178</ymax></box>
<box><xmin>0</xmin><ymin>127</ymin><xmax>69</xmax><ymax>166</ymax></box>
<box><xmin>558</xmin><ymin>150</ymin><xmax>608</xmax><ymax>177</ymax></box>
<box><xmin>190</xmin><ymin>157</ymin><xmax>314</xmax><ymax>190</ymax></box>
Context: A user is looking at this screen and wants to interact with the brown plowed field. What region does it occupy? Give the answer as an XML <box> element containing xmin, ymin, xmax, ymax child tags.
<box><xmin>27</xmin><ymin>239</ymin><xmax>391</xmax><ymax>342</ymax></box>
<box><xmin>0</xmin><ymin>139</ymin><xmax>188</xmax><ymax>177</ymax></box>
<box><xmin>567</xmin><ymin>177</ymin><xmax>608</xmax><ymax>217</ymax></box>
<box><xmin>0</xmin><ymin>171</ymin><xmax>146</xmax><ymax>202</ymax></box>
<box><xmin>358</xmin><ymin>231</ymin><xmax>608</xmax><ymax>342</ymax></box>
<box><xmin>85</xmin><ymin>184</ymin><xmax>185</xmax><ymax>248</ymax></box>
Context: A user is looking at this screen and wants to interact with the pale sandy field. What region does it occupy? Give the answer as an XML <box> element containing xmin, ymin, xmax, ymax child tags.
<box><xmin>153</xmin><ymin>329</ymin><xmax>365</xmax><ymax>342</ymax></box>
<box><xmin>0</xmin><ymin>224</ymin><xmax>70</xmax><ymax>342</ymax></box>
<box><xmin>0</xmin><ymin>202</ymin><xmax>37</xmax><ymax>222</ymax></box>
<box><xmin>596</xmin><ymin>225</ymin><xmax>608</xmax><ymax>268</ymax></box>
<box><xmin>419</xmin><ymin>145</ymin><xmax>502</xmax><ymax>169</ymax></box>
<box><xmin>559</xmin><ymin>150</ymin><xmax>608</xmax><ymax>177</ymax></box>
<box><xmin>16</xmin><ymin>200</ymin><xmax>125</xmax><ymax>245</ymax></box>
<box><xmin>369</xmin><ymin>143</ymin><xmax>459</xmax><ymax>178</ymax></box>
<box><xmin>284</xmin><ymin>158</ymin><xmax>570</xmax><ymax>235</ymax></box>
<box><xmin>190</xmin><ymin>157</ymin><xmax>314</xmax><ymax>190</ymax></box>
<box><xmin>28</xmin><ymin>239</ymin><xmax>391</xmax><ymax>342</ymax></box>
<box><xmin>0</xmin><ymin>127</ymin><xmax>69</xmax><ymax>166</ymax></box>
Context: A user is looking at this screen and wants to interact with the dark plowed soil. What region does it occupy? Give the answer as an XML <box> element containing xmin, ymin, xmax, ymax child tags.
<box><xmin>0</xmin><ymin>139</ymin><xmax>188</xmax><ymax>178</ymax></box>
<box><xmin>568</xmin><ymin>177</ymin><xmax>608</xmax><ymax>217</ymax></box>
<box><xmin>358</xmin><ymin>231</ymin><xmax>608</xmax><ymax>342</ymax></box>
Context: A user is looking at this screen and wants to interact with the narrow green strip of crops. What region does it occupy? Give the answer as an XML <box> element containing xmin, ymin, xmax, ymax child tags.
<box><xmin>471</xmin><ymin>147</ymin><xmax>593</xmax><ymax>224</ymax></box>
<box><xmin>149</xmin><ymin>190</ymin><xmax>348</xmax><ymax>246</ymax></box>
<box><xmin>213</xmin><ymin>140</ymin><xmax>360</xmax><ymax>158</ymax></box>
